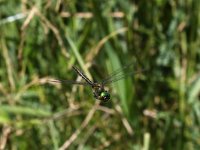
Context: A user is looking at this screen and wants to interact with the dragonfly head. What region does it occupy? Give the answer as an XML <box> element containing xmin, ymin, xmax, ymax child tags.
<box><xmin>92</xmin><ymin>84</ymin><xmax>110</xmax><ymax>102</ymax></box>
<box><xmin>99</xmin><ymin>91</ymin><xmax>110</xmax><ymax>102</ymax></box>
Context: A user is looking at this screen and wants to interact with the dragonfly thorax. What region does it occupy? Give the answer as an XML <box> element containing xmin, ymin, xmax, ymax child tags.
<box><xmin>99</xmin><ymin>91</ymin><xmax>110</xmax><ymax>102</ymax></box>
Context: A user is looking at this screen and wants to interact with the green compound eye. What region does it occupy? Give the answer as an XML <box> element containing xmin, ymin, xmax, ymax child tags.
<box><xmin>100</xmin><ymin>91</ymin><xmax>110</xmax><ymax>102</ymax></box>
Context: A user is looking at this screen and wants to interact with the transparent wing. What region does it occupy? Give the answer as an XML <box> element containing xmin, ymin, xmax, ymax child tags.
<box><xmin>49</xmin><ymin>79</ymin><xmax>90</xmax><ymax>86</ymax></box>
<box><xmin>103</xmin><ymin>69</ymin><xmax>146</xmax><ymax>85</ymax></box>
<box><xmin>102</xmin><ymin>62</ymin><xmax>137</xmax><ymax>85</ymax></box>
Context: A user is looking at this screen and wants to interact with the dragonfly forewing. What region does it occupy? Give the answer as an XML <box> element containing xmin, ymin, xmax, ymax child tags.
<box><xmin>101</xmin><ymin>62</ymin><xmax>138</xmax><ymax>85</ymax></box>
<box><xmin>102</xmin><ymin>62</ymin><xmax>135</xmax><ymax>84</ymax></box>
<box><xmin>102</xmin><ymin>69</ymin><xmax>147</xmax><ymax>85</ymax></box>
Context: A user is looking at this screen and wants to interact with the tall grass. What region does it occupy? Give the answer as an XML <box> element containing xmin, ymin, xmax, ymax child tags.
<box><xmin>0</xmin><ymin>0</ymin><xmax>200</xmax><ymax>149</ymax></box>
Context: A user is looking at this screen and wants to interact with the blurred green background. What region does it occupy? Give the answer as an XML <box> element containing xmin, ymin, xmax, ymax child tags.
<box><xmin>0</xmin><ymin>0</ymin><xmax>200</xmax><ymax>149</ymax></box>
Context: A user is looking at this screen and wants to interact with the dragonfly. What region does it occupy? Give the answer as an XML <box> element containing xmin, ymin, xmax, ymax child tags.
<box><xmin>50</xmin><ymin>62</ymin><xmax>145</xmax><ymax>102</ymax></box>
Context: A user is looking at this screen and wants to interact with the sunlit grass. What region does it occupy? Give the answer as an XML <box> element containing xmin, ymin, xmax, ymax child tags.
<box><xmin>0</xmin><ymin>0</ymin><xmax>200</xmax><ymax>149</ymax></box>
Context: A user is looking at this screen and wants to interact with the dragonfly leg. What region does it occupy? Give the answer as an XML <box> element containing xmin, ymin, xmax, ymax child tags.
<box><xmin>93</xmin><ymin>91</ymin><xmax>99</xmax><ymax>99</ymax></box>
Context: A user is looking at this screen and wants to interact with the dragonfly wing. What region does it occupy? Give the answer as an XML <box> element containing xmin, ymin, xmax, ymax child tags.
<box><xmin>103</xmin><ymin>69</ymin><xmax>146</xmax><ymax>85</ymax></box>
<box><xmin>102</xmin><ymin>61</ymin><xmax>135</xmax><ymax>85</ymax></box>
<box><xmin>49</xmin><ymin>79</ymin><xmax>90</xmax><ymax>86</ymax></box>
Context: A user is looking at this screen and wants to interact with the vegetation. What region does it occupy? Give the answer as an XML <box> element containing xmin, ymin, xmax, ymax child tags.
<box><xmin>0</xmin><ymin>0</ymin><xmax>200</xmax><ymax>149</ymax></box>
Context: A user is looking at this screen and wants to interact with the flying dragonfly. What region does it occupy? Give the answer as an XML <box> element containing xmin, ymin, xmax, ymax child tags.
<box><xmin>50</xmin><ymin>62</ymin><xmax>145</xmax><ymax>102</ymax></box>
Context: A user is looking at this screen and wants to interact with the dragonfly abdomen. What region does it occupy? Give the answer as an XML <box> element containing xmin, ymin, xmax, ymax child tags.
<box><xmin>72</xmin><ymin>66</ymin><xmax>94</xmax><ymax>85</ymax></box>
